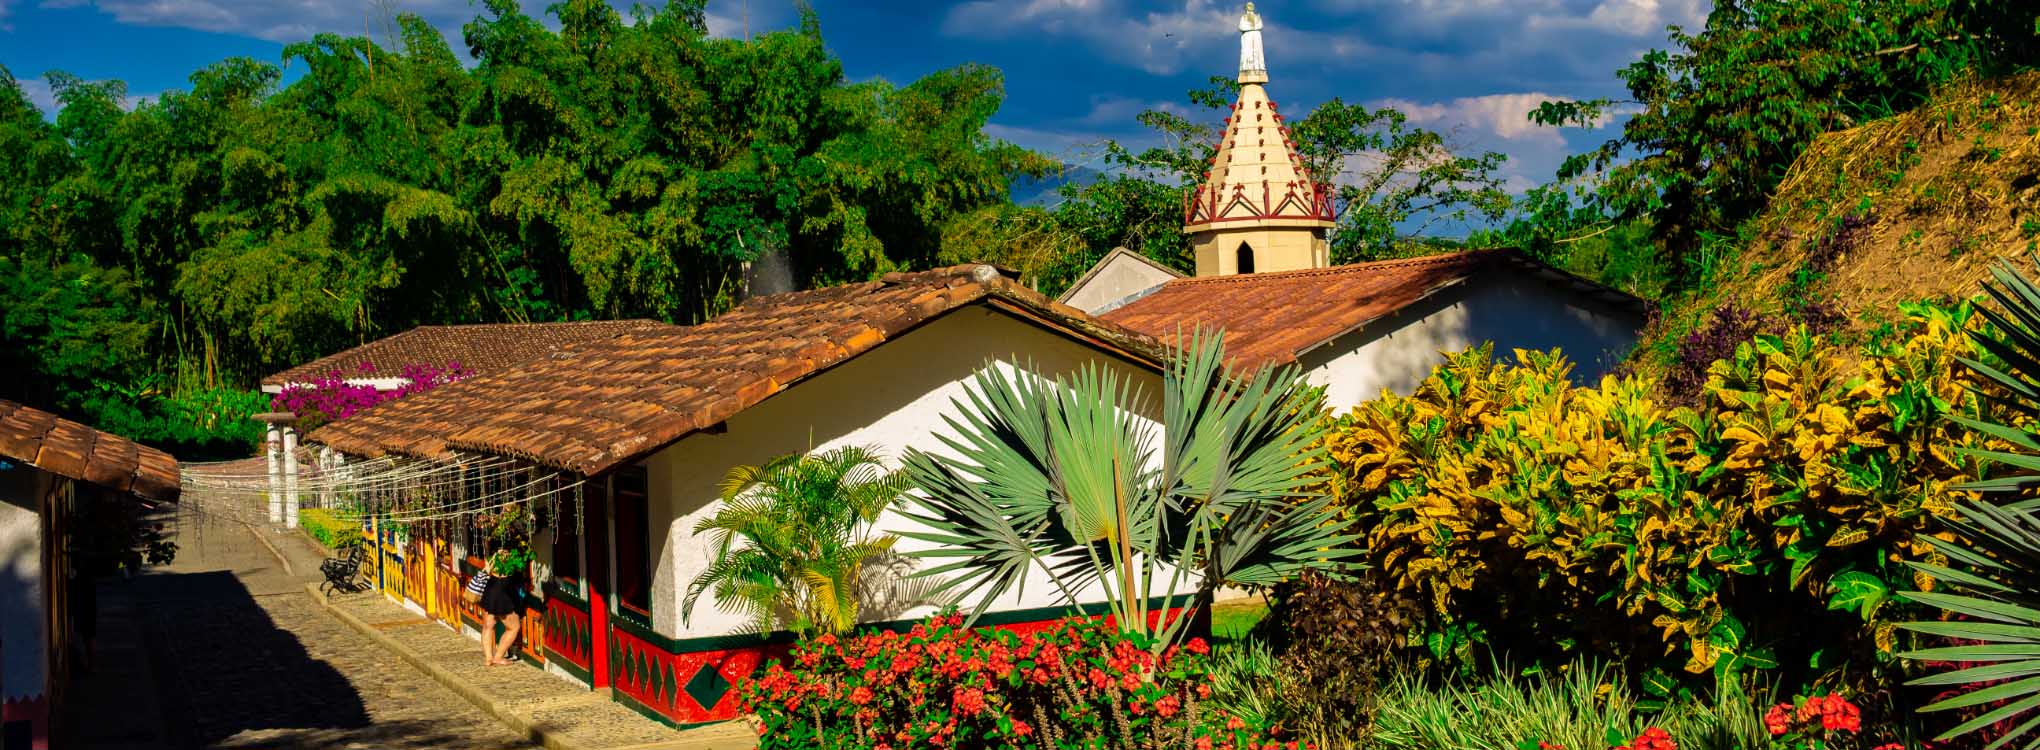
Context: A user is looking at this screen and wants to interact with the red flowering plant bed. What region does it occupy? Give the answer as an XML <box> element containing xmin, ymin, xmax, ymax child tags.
<box><xmin>1764</xmin><ymin>694</ymin><xmax>1893</xmax><ymax>750</ymax></box>
<box><xmin>743</xmin><ymin>613</ymin><xmax>1303</xmax><ymax>750</ymax></box>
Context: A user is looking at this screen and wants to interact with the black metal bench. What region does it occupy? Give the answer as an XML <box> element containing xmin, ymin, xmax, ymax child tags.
<box><xmin>319</xmin><ymin>543</ymin><xmax>368</xmax><ymax>595</ymax></box>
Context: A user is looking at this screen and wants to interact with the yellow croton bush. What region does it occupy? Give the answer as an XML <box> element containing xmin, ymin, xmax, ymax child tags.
<box><xmin>1319</xmin><ymin>302</ymin><xmax>2017</xmax><ymax>683</ymax></box>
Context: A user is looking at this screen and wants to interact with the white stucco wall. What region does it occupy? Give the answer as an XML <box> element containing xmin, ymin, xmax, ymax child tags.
<box><xmin>1300</xmin><ymin>275</ymin><xmax>1643</xmax><ymax>412</ymax></box>
<box><xmin>0</xmin><ymin>466</ymin><xmax>48</xmax><ymax>703</ymax></box>
<box><xmin>641</xmin><ymin>306</ymin><xmax>1172</xmax><ymax>639</ymax></box>
<box><xmin>1060</xmin><ymin>252</ymin><xmax>1182</xmax><ymax>316</ymax></box>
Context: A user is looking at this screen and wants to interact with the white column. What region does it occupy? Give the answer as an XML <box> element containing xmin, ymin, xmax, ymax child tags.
<box><xmin>265</xmin><ymin>422</ymin><xmax>283</xmax><ymax>525</ymax></box>
<box><xmin>317</xmin><ymin>447</ymin><xmax>334</xmax><ymax>512</ymax></box>
<box><xmin>282</xmin><ymin>425</ymin><xmax>300</xmax><ymax>529</ymax></box>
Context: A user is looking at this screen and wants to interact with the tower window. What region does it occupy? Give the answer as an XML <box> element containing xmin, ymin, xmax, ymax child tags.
<box><xmin>1236</xmin><ymin>243</ymin><xmax>1256</xmax><ymax>274</ymax></box>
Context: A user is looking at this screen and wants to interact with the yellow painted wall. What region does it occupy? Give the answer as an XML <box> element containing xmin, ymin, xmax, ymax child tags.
<box><xmin>1191</xmin><ymin>225</ymin><xmax>1329</xmax><ymax>276</ymax></box>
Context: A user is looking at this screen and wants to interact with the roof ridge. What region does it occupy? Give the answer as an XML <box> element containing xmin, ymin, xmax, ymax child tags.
<box><xmin>1159</xmin><ymin>250</ymin><xmax>1495</xmax><ymax>287</ymax></box>
<box><xmin>415</xmin><ymin>319</ymin><xmax>662</xmax><ymax>330</ymax></box>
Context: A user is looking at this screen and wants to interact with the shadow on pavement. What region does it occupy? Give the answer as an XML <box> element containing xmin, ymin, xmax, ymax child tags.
<box><xmin>138</xmin><ymin>570</ymin><xmax>373</xmax><ymax>747</ymax></box>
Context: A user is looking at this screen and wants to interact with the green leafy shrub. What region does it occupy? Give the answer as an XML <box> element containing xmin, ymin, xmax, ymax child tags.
<box><xmin>1320</xmin><ymin>301</ymin><xmax>2014</xmax><ymax>688</ymax></box>
<box><xmin>744</xmin><ymin>613</ymin><xmax>1297</xmax><ymax>750</ymax></box>
<box><xmin>69</xmin><ymin>380</ymin><xmax>267</xmax><ymax>459</ymax></box>
<box><xmin>298</xmin><ymin>507</ymin><xmax>362</xmax><ymax>550</ymax></box>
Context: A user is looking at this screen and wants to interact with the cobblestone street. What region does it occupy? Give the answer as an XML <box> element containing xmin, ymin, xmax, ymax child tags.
<box><xmin>62</xmin><ymin>510</ymin><xmax>538</xmax><ymax>750</ymax></box>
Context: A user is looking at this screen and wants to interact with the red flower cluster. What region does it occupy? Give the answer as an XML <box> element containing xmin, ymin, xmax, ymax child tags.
<box><xmin>1614</xmin><ymin>727</ymin><xmax>1676</xmax><ymax>750</ymax></box>
<box><xmin>742</xmin><ymin>613</ymin><xmax>1293</xmax><ymax>750</ymax></box>
<box><xmin>1766</xmin><ymin>693</ymin><xmax>1863</xmax><ymax>737</ymax></box>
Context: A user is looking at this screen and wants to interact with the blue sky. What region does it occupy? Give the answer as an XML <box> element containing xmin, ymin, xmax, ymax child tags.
<box><xmin>2</xmin><ymin>0</ymin><xmax>1705</xmax><ymax>194</ymax></box>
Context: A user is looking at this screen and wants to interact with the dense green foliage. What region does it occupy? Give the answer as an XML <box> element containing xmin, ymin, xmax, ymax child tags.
<box><xmin>1317</xmin><ymin>302</ymin><xmax>2010</xmax><ymax>691</ymax></box>
<box><xmin>0</xmin><ymin>0</ymin><xmax>1039</xmax><ymax>441</ymax></box>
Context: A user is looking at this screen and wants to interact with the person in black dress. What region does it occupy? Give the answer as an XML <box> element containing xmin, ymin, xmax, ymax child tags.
<box><xmin>480</xmin><ymin>549</ymin><xmax>527</xmax><ymax>666</ymax></box>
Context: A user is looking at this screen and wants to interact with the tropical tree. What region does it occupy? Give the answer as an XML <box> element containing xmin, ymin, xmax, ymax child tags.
<box><xmin>898</xmin><ymin>331</ymin><xmax>1361</xmax><ymax>654</ymax></box>
<box><xmin>1901</xmin><ymin>258</ymin><xmax>2040</xmax><ymax>746</ymax></box>
<box><xmin>683</xmin><ymin>445</ymin><xmax>908</xmax><ymax>638</ymax></box>
<box><xmin>2</xmin><ymin>0</ymin><xmax>1040</xmax><ymax>444</ymax></box>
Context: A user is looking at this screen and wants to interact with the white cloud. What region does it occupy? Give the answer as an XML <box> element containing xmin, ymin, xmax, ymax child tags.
<box><xmin>17</xmin><ymin>75</ymin><xmax>54</xmax><ymax>114</ymax></box>
<box><xmin>1375</xmin><ymin>92</ymin><xmax>1608</xmax><ymax>147</ymax></box>
<box><xmin>1078</xmin><ymin>94</ymin><xmax>1191</xmax><ymax>126</ymax></box>
<box><xmin>703</xmin><ymin>0</ymin><xmax>798</xmax><ymax>39</ymax></box>
<box><xmin>33</xmin><ymin>0</ymin><xmax>783</xmax><ymax>45</ymax></box>
<box><xmin>986</xmin><ymin>122</ymin><xmax>1114</xmax><ymax>161</ymax></box>
<box><xmin>36</xmin><ymin>0</ymin><xmax>476</xmax><ymax>43</ymax></box>
<box><xmin>1527</xmin><ymin>0</ymin><xmax>1707</xmax><ymax>36</ymax></box>
<box><xmin>14</xmin><ymin>75</ymin><xmax>158</xmax><ymax>115</ymax></box>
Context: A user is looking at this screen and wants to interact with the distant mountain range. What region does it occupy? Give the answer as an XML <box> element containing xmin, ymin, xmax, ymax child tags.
<box><xmin>1008</xmin><ymin>165</ymin><xmax>1104</xmax><ymax>207</ymax></box>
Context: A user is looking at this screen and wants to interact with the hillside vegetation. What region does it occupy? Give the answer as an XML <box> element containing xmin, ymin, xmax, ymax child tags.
<box><xmin>1628</xmin><ymin>72</ymin><xmax>2040</xmax><ymax>384</ymax></box>
<box><xmin>1748</xmin><ymin>73</ymin><xmax>2038</xmax><ymax>319</ymax></box>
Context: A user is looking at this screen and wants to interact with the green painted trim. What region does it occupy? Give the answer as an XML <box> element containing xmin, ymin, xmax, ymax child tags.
<box><xmin>610</xmin><ymin>609</ymin><xmax>797</xmax><ymax>653</ymax></box>
<box><xmin>614</xmin><ymin>603</ymin><xmax>654</xmax><ymax>631</ymax></box>
<box><xmin>546</xmin><ymin>647</ymin><xmax>593</xmax><ymax>684</ymax></box>
<box><xmin>611</xmin><ymin>688</ymin><xmax>682</xmax><ymax>729</ymax></box>
<box><xmin>544</xmin><ymin>579</ymin><xmax>586</xmax><ymax>607</ymax></box>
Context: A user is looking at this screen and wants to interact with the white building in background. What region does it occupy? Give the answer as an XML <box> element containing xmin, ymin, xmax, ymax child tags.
<box><xmin>1057</xmin><ymin>3</ymin><xmax>1647</xmax><ymax>405</ymax></box>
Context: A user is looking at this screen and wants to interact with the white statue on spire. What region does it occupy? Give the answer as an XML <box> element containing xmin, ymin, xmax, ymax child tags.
<box><xmin>1238</xmin><ymin>3</ymin><xmax>1267</xmax><ymax>83</ymax></box>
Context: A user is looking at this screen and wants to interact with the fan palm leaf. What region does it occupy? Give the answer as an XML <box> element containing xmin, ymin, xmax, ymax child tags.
<box><xmin>1902</xmin><ymin>256</ymin><xmax>2040</xmax><ymax>748</ymax></box>
<box><xmin>901</xmin><ymin>329</ymin><xmax>1362</xmax><ymax>652</ymax></box>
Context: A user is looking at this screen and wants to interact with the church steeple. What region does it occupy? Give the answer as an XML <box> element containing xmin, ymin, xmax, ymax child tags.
<box><xmin>1182</xmin><ymin>3</ymin><xmax>1335</xmax><ymax>277</ymax></box>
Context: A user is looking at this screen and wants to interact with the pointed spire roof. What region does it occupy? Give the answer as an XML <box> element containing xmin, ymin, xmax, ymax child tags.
<box><xmin>1183</xmin><ymin>5</ymin><xmax>1334</xmax><ymax>234</ymax></box>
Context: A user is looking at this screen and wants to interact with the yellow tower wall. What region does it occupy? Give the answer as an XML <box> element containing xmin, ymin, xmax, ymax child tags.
<box><xmin>1192</xmin><ymin>225</ymin><xmax>1330</xmax><ymax>276</ymax></box>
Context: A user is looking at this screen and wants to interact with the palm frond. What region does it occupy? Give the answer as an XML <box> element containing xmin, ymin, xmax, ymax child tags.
<box><xmin>1902</xmin><ymin>256</ymin><xmax>2040</xmax><ymax>748</ymax></box>
<box><xmin>902</xmin><ymin>329</ymin><xmax>1357</xmax><ymax>651</ymax></box>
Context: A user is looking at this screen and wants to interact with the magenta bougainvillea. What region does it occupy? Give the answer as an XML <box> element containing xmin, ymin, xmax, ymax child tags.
<box><xmin>270</xmin><ymin>361</ymin><xmax>470</xmax><ymax>423</ymax></box>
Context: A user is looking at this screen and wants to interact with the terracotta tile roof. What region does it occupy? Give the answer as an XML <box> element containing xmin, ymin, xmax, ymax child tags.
<box><xmin>1101</xmin><ymin>249</ymin><xmax>1645</xmax><ymax>370</ymax></box>
<box><xmin>308</xmin><ymin>265</ymin><xmax>1164</xmax><ymax>476</ymax></box>
<box><xmin>263</xmin><ymin>320</ymin><xmax>673</xmax><ymax>387</ymax></box>
<box><xmin>0</xmin><ymin>399</ymin><xmax>181</xmax><ymax>501</ymax></box>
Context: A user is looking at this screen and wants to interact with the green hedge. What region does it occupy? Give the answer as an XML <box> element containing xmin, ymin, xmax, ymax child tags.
<box><xmin>299</xmin><ymin>507</ymin><xmax>362</xmax><ymax>550</ymax></box>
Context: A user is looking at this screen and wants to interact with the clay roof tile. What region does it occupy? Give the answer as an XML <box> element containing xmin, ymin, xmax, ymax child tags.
<box><xmin>0</xmin><ymin>399</ymin><xmax>181</xmax><ymax>502</ymax></box>
<box><xmin>307</xmin><ymin>265</ymin><xmax>1163</xmax><ymax>476</ymax></box>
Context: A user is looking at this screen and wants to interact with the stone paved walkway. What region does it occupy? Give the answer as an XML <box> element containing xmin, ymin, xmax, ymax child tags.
<box><xmin>312</xmin><ymin>586</ymin><xmax>755</xmax><ymax>750</ymax></box>
<box><xmin>62</xmin><ymin>508</ymin><xmax>540</xmax><ymax>749</ymax></box>
<box><xmin>263</xmin><ymin>515</ymin><xmax>755</xmax><ymax>750</ymax></box>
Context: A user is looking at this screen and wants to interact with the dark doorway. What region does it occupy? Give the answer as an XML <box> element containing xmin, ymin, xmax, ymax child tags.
<box><xmin>1236</xmin><ymin>243</ymin><xmax>1256</xmax><ymax>274</ymax></box>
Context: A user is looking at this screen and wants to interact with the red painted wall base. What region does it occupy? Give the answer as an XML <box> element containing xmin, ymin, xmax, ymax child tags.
<box><xmin>2</xmin><ymin>694</ymin><xmax>49</xmax><ymax>750</ymax></box>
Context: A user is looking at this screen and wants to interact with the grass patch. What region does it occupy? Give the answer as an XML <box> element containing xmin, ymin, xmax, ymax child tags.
<box><xmin>1211</xmin><ymin>596</ymin><xmax>1268</xmax><ymax>641</ymax></box>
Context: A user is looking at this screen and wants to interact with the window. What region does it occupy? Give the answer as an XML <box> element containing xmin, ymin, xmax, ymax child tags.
<box><xmin>551</xmin><ymin>478</ymin><xmax>581</xmax><ymax>586</ymax></box>
<box><xmin>612</xmin><ymin>467</ymin><xmax>653</xmax><ymax>618</ymax></box>
<box><xmin>1236</xmin><ymin>242</ymin><xmax>1256</xmax><ymax>274</ymax></box>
